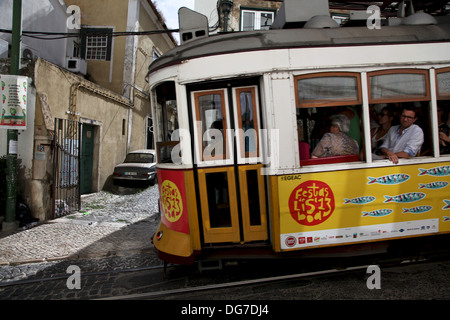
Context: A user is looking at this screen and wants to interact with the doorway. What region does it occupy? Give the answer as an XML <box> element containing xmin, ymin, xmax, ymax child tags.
<box><xmin>190</xmin><ymin>82</ymin><xmax>268</xmax><ymax>244</ymax></box>
<box><xmin>80</xmin><ymin>124</ymin><xmax>95</xmax><ymax>194</ymax></box>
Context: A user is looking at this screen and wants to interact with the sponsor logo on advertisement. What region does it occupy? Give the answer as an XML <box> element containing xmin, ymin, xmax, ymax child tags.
<box><xmin>298</xmin><ymin>237</ymin><xmax>306</xmax><ymax>244</ymax></box>
<box><xmin>289</xmin><ymin>180</ymin><xmax>335</xmax><ymax>227</ymax></box>
<box><xmin>285</xmin><ymin>236</ymin><xmax>296</xmax><ymax>247</ymax></box>
<box><xmin>160</xmin><ymin>180</ymin><xmax>183</xmax><ymax>223</ymax></box>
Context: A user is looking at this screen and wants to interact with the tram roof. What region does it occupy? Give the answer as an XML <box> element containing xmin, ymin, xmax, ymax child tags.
<box><xmin>147</xmin><ymin>20</ymin><xmax>450</xmax><ymax>76</ymax></box>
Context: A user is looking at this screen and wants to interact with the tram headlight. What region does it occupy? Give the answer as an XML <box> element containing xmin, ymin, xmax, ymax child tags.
<box><xmin>156</xmin><ymin>230</ymin><xmax>163</xmax><ymax>241</ymax></box>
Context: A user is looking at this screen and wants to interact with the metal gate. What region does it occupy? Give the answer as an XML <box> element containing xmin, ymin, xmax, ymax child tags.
<box><xmin>52</xmin><ymin>118</ymin><xmax>81</xmax><ymax>218</ymax></box>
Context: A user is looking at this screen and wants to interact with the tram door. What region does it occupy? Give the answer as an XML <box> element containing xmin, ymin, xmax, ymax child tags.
<box><xmin>191</xmin><ymin>86</ymin><xmax>268</xmax><ymax>244</ymax></box>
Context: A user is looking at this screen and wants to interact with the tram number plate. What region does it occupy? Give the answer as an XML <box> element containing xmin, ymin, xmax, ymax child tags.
<box><xmin>125</xmin><ymin>172</ymin><xmax>137</xmax><ymax>176</ymax></box>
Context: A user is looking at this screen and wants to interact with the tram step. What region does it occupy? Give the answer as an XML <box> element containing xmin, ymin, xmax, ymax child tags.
<box><xmin>198</xmin><ymin>259</ymin><xmax>223</xmax><ymax>272</ymax></box>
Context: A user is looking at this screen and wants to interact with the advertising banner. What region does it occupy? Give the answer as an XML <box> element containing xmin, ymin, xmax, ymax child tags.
<box><xmin>0</xmin><ymin>74</ymin><xmax>28</xmax><ymax>130</ymax></box>
<box><xmin>158</xmin><ymin>168</ymin><xmax>190</xmax><ymax>234</ymax></box>
<box><xmin>279</xmin><ymin>162</ymin><xmax>450</xmax><ymax>250</ymax></box>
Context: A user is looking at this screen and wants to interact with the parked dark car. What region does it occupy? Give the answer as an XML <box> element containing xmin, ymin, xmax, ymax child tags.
<box><xmin>113</xmin><ymin>149</ymin><xmax>157</xmax><ymax>186</ymax></box>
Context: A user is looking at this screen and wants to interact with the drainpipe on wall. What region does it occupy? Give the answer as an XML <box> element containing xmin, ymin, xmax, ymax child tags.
<box><xmin>127</xmin><ymin>87</ymin><xmax>134</xmax><ymax>153</ymax></box>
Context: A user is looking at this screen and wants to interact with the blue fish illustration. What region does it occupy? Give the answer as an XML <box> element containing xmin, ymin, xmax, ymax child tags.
<box><xmin>367</xmin><ymin>174</ymin><xmax>410</xmax><ymax>185</ymax></box>
<box><xmin>443</xmin><ymin>200</ymin><xmax>450</xmax><ymax>210</ymax></box>
<box><xmin>443</xmin><ymin>216</ymin><xmax>450</xmax><ymax>222</ymax></box>
<box><xmin>344</xmin><ymin>196</ymin><xmax>376</xmax><ymax>205</ymax></box>
<box><xmin>419</xmin><ymin>166</ymin><xmax>450</xmax><ymax>176</ymax></box>
<box><xmin>419</xmin><ymin>181</ymin><xmax>449</xmax><ymax>189</ymax></box>
<box><xmin>402</xmin><ymin>206</ymin><xmax>432</xmax><ymax>214</ymax></box>
<box><xmin>384</xmin><ymin>192</ymin><xmax>425</xmax><ymax>203</ymax></box>
<box><xmin>362</xmin><ymin>209</ymin><xmax>393</xmax><ymax>217</ymax></box>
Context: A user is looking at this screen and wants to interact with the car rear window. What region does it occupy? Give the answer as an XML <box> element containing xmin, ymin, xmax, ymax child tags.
<box><xmin>124</xmin><ymin>153</ymin><xmax>155</xmax><ymax>163</ymax></box>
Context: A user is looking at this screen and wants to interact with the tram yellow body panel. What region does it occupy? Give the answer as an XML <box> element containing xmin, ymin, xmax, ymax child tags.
<box><xmin>153</xmin><ymin>223</ymin><xmax>193</xmax><ymax>258</ymax></box>
<box><xmin>275</xmin><ymin>162</ymin><xmax>450</xmax><ymax>251</ymax></box>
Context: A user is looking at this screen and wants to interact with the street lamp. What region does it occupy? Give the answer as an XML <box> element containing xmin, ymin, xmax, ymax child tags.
<box><xmin>220</xmin><ymin>0</ymin><xmax>233</xmax><ymax>32</ymax></box>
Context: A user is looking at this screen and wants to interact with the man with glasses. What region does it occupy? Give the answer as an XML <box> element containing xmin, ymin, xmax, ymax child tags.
<box><xmin>380</xmin><ymin>104</ymin><xmax>424</xmax><ymax>164</ymax></box>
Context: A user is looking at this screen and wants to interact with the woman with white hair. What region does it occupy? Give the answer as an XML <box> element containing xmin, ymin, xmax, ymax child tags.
<box><xmin>311</xmin><ymin>114</ymin><xmax>359</xmax><ymax>158</ymax></box>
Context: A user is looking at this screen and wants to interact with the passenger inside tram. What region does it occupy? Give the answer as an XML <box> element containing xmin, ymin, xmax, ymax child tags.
<box><xmin>371</xmin><ymin>105</ymin><xmax>395</xmax><ymax>158</ymax></box>
<box><xmin>311</xmin><ymin>114</ymin><xmax>359</xmax><ymax>158</ymax></box>
<box><xmin>339</xmin><ymin>106</ymin><xmax>362</xmax><ymax>149</ymax></box>
<box><xmin>379</xmin><ymin>104</ymin><xmax>424</xmax><ymax>164</ymax></box>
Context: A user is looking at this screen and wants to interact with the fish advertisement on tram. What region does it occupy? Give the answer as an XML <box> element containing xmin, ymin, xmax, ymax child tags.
<box><xmin>280</xmin><ymin>164</ymin><xmax>450</xmax><ymax>250</ymax></box>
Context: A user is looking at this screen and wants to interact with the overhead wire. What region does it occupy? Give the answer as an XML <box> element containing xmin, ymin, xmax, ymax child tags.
<box><xmin>0</xmin><ymin>28</ymin><xmax>180</xmax><ymax>40</ymax></box>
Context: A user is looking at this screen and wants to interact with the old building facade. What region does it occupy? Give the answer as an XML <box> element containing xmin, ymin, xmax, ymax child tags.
<box><xmin>0</xmin><ymin>0</ymin><xmax>176</xmax><ymax>222</ymax></box>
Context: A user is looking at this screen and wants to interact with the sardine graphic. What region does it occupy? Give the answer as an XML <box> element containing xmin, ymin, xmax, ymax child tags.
<box><xmin>443</xmin><ymin>200</ymin><xmax>450</xmax><ymax>210</ymax></box>
<box><xmin>367</xmin><ymin>174</ymin><xmax>410</xmax><ymax>185</ymax></box>
<box><xmin>384</xmin><ymin>192</ymin><xmax>425</xmax><ymax>203</ymax></box>
<box><xmin>419</xmin><ymin>166</ymin><xmax>450</xmax><ymax>176</ymax></box>
<box><xmin>402</xmin><ymin>206</ymin><xmax>432</xmax><ymax>214</ymax></box>
<box><xmin>419</xmin><ymin>181</ymin><xmax>449</xmax><ymax>189</ymax></box>
<box><xmin>362</xmin><ymin>209</ymin><xmax>393</xmax><ymax>217</ymax></box>
<box><xmin>443</xmin><ymin>216</ymin><xmax>450</xmax><ymax>222</ymax></box>
<box><xmin>344</xmin><ymin>196</ymin><xmax>376</xmax><ymax>205</ymax></box>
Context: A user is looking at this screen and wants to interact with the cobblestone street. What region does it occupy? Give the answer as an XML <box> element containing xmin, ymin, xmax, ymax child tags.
<box><xmin>0</xmin><ymin>184</ymin><xmax>162</xmax><ymax>297</ymax></box>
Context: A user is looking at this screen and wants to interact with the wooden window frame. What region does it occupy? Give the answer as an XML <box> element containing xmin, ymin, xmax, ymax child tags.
<box><xmin>235</xmin><ymin>87</ymin><xmax>260</xmax><ymax>159</ymax></box>
<box><xmin>367</xmin><ymin>69</ymin><xmax>431</xmax><ymax>104</ymax></box>
<box><xmin>294</xmin><ymin>72</ymin><xmax>362</xmax><ymax>108</ymax></box>
<box><xmin>193</xmin><ymin>90</ymin><xmax>229</xmax><ymax>161</ymax></box>
<box><xmin>436</xmin><ymin>67</ymin><xmax>450</xmax><ymax>100</ymax></box>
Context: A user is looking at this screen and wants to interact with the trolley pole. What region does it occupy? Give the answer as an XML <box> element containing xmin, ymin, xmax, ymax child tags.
<box><xmin>3</xmin><ymin>0</ymin><xmax>22</xmax><ymax>232</ymax></box>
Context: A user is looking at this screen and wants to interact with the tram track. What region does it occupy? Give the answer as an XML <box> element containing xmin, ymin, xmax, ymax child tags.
<box><xmin>97</xmin><ymin>264</ymin><xmax>372</xmax><ymax>300</ymax></box>
<box><xmin>0</xmin><ymin>264</ymin><xmax>169</xmax><ymax>288</ymax></box>
<box><xmin>99</xmin><ymin>254</ymin><xmax>449</xmax><ymax>300</ymax></box>
<box><xmin>1</xmin><ymin>246</ymin><xmax>449</xmax><ymax>300</ymax></box>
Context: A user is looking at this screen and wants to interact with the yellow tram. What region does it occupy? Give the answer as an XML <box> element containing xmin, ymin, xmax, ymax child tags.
<box><xmin>147</xmin><ymin>4</ymin><xmax>450</xmax><ymax>265</ymax></box>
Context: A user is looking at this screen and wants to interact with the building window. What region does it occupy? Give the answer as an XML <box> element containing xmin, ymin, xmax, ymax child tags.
<box><xmin>72</xmin><ymin>41</ymin><xmax>80</xmax><ymax>58</ymax></box>
<box><xmin>153</xmin><ymin>47</ymin><xmax>161</xmax><ymax>61</ymax></box>
<box><xmin>81</xmin><ymin>28</ymin><xmax>113</xmax><ymax>61</ymax></box>
<box><xmin>241</xmin><ymin>9</ymin><xmax>275</xmax><ymax>31</ymax></box>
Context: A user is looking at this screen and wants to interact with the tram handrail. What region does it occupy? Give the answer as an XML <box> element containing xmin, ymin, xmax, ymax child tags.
<box><xmin>300</xmin><ymin>154</ymin><xmax>359</xmax><ymax>166</ymax></box>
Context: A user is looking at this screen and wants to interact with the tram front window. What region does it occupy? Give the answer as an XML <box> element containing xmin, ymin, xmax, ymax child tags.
<box><xmin>154</xmin><ymin>81</ymin><xmax>179</xmax><ymax>163</ymax></box>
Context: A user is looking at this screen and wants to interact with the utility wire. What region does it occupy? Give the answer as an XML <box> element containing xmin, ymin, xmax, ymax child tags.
<box><xmin>0</xmin><ymin>28</ymin><xmax>180</xmax><ymax>40</ymax></box>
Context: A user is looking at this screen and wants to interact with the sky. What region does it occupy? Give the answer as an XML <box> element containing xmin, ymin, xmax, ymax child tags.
<box><xmin>153</xmin><ymin>0</ymin><xmax>195</xmax><ymax>30</ymax></box>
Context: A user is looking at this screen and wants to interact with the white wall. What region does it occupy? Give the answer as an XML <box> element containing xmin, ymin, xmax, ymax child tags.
<box><xmin>0</xmin><ymin>0</ymin><xmax>72</xmax><ymax>68</ymax></box>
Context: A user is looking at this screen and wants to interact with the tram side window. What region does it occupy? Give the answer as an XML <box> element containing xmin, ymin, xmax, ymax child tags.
<box><xmin>154</xmin><ymin>81</ymin><xmax>179</xmax><ymax>163</ymax></box>
<box><xmin>295</xmin><ymin>73</ymin><xmax>363</xmax><ymax>166</ymax></box>
<box><xmin>236</xmin><ymin>87</ymin><xmax>259</xmax><ymax>159</ymax></box>
<box><xmin>194</xmin><ymin>90</ymin><xmax>229</xmax><ymax>161</ymax></box>
<box><xmin>368</xmin><ymin>70</ymin><xmax>432</xmax><ymax>161</ymax></box>
<box><xmin>437</xmin><ymin>68</ymin><xmax>450</xmax><ymax>156</ymax></box>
